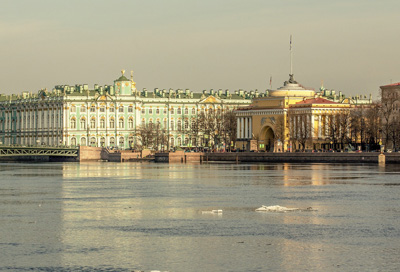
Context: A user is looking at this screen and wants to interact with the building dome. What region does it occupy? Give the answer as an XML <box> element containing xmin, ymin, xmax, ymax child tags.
<box><xmin>269</xmin><ymin>74</ymin><xmax>315</xmax><ymax>97</ymax></box>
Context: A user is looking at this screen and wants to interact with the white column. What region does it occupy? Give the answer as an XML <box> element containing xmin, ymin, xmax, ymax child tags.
<box><xmin>318</xmin><ymin>115</ymin><xmax>321</xmax><ymax>138</ymax></box>
<box><xmin>244</xmin><ymin>117</ymin><xmax>248</xmax><ymax>139</ymax></box>
<box><xmin>249</xmin><ymin>117</ymin><xmax>252</xmax><ymax>139</ymax></box>
<box><xmin>311</xmin><ymin>114</ymin><xmax>315</xmax><ymax>138</ymax></box>
<box><xmin>240</xmin><ymin>118</ymin><xmax>245</xmax><ymax>139</ymax></box>
<box><xmin>237</xmin><ymin>117</ymin><xmax>240</xmax><ymax>139</ymax></box>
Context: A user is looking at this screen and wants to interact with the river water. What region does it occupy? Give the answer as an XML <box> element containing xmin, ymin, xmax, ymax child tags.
<box><xmin>1</xmin><ymin>162</ymin><xmax>400</xmax><ymax>272</ymax></box>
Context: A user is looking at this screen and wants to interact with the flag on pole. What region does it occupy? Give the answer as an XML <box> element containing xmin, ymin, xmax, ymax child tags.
<box><xmin>290</xmin><ymin>35</ymin><xmax>292</xmax><ymax>50</ymax></box>
<box><xmin>269</xmin><ymin>76</ymin><xmax>272</xmax><ymax>88</ymax></box>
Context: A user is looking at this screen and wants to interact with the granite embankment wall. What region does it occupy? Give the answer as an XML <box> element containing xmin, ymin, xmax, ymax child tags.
<box><xmin>155</xmin><ymin>152</ymin><xmax>400</xmax><ymax>164</ymax></box>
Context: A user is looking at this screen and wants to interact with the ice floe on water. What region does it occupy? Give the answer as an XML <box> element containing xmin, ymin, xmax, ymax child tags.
<box><xmin>255</xmin><ymin>205</ymin><xmax>314</xmax><ymax>212</ymax></box>
<box><xmin>201</xmin><ymin>209</ymin><xmax>223</xmax><ymax>214</ymax></box>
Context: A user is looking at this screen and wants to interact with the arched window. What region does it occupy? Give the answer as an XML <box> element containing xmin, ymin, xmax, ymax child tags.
<box><xmin>171</xmin><ymin>107</ymin><xmax>174</xmax><ymax>114</ymax></box>
<box><xmin>80</xmin><ymin>137</ymin><xmax>87</xmax><ymax>146</ymax></box>
<box><xmin>185</xmin><ymin>137</ymin><xmax>189</xmax><ymax>145</ymax></box>
<box><xmin>81</xmin><ymin>105</ymin><xmax>86</xmax><ymax>113</ymax></box>
<box><xmin>90</xmin><ymin>137</ymin><xmax>96</xmax><ymax>147</ymax></box>
<box><xmin>163</xmin><ymin>118</ymin><xmax>167</xmax><ymax>129</ymax></box>
<box><xmin>119</xmin><ymin>118</ymin><xmax>124</xmax><ymax>128</ymax></box>
<box><xmin>70</xmin><ymin>105</ymin><xmax>76</xmax><ymax>112</ymax></box>
<box><xmin>109</xmin><ymin>118</ymin><xmax>115</xmax><ymax>128</ymax></box>
<box><xmin>80</xmin><ymin>118</ymin><xmax>86</xmax><ymax>130</ymax></box>
<box><xmin>90</xmin><ymin>105</ymin><xmax>96</xmax><ymax>112</ymax></box>
<box><xmin>192</xmin><ymin>108</ymin><xmax>196</xmax><ymax>114</ymax></box>
<box><xmin>177</xmin><ymin>120</ymin><xmax>182</xmax><ymax>131</ymax></box>
<box><xmin>191</xmin><ymin>119</ymin><xmax>196</xmax><ymax>129</ymax></box>
<box><xmin>119</xmin><ymin>105</ymin><xmax>124</xmax><ymax>113</ymax></box>
<box><xmin>100</xmin><ymin>137</ymin><xmax>105</xmax><ymax>147</ymax></box>
<box><xmin>71</xmin><ymin>137</ymin><xmax>77</xmax><ymax>146</ymax></box>
<box><xmin>128</xmin><ymin>106</ymin><xmax>133</xmax><ymax>113</ymax></box>
<box><xmin>100</xmin><ymin>118</ymin><xmax>105</xmax><ymax>128</ymax></box>
<box><xmin>170</xmin><ymin>137</ymin><xmax>174</xmax><ymax>147</ymax></box>
<box><xmin>119</xmin><ymin>137</ymin><xmax>124</xmax><ymax>147</ymax></box>
<box><xmin>177</xmin><ymin>108</ymin><xmax>181</xmax><ymax>115</ymax></box>
<box><xmin>100</xmin><ymin>105</ymin><xmax>106</xmax><ymax>112</ymax></box>
<box><xmin>156</xmin><ymin>108</ymin><xmax>160</xmax><ymax>114</ymax></box>
<box><xmin>170</xmin><ymin>120</ymin><xmax>174</xmax><ymax>130</ymax></box>
<box><xmin>177</xmin><ymin>137</ymin><xmax>182</xmax><ymax>146</ymax></box>
<box><xmin>70</xmin><ymin>118</ymin><xmax>76</xmax><ymax>129</ymax></box>
<box><xmin>109</xmin><ymin>104</ymin><xmax>115</xmax><ymax>112</ymax></box>
<box><xmin>110</xmin><ymin>137</ymin><xmax>115</xmax><ymax>146</ymax></box>
<box><xmin>90</xmin><ymin>118</ymin><xmax>96</xmax><ymax>129</ymax></box>
<box><xmin>185</xmin><ymin>108</ymin><xmax>188</xmax><ymax>115</ymax></box>
<box><xmin>184</xmin><ymin>120</ymin><xmax>189</xmax><ymax>129</ymax></box>
<box><xmin>128</xmin><ymin>118</ymin><xmax>133</xmax><ymax>129</ymax></box>
<box><xmin>149</xmin><ymin>108</ymin><xmax>153</xmax><ymax>114</ymax></box>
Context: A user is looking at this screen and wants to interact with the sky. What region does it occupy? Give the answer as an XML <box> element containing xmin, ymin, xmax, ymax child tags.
<box><xmin>1</xmin><ymin>0</ymin><xmax>399</xmax><ymax>99</ymax></box>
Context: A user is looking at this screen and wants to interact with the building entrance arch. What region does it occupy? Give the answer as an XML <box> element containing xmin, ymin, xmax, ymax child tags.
<box><xmin>261</xmin><ymin>126</ymin><xmax>275</xmax><ymax>152</ymax></box>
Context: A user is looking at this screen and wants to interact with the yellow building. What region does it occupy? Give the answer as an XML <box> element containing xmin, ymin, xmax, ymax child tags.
<box><xmin>236</xmin><ymin>75</ymin><xmax>351</xmax><ymax>152</ymax></box>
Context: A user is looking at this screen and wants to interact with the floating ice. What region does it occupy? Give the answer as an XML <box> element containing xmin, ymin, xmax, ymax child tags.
<box><xmin>255</xmin><ymin>205</ymin><xmax>313</xmax><ymax>212</ymax></box>
<box><xmin>201</xmin><ymin>209</ymin><xmax>223</xmax><ymax>214</ymax></box>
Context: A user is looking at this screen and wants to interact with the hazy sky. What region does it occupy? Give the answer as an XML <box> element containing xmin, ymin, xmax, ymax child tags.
<box><xmin>1</xmin><ymin>0</ymin><xmax>399</xmax><ymax>98</ymax></box>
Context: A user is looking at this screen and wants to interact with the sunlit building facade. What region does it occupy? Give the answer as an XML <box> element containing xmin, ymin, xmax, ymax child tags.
<box><xmin>236</xmin><ymin>75</ymin><xmax>352</xmax><ymax>152</ymax></box>
<box><xmin>0</xmin><ymin>71</ymin><xmax>255</xmax><ymax>149</ymax></box>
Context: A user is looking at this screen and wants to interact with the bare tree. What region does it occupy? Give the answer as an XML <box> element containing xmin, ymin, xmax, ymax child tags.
<box><xmin>380</xmin><ymin>89</ymin><xmax>399</xmax><ymax>148</ymax></box>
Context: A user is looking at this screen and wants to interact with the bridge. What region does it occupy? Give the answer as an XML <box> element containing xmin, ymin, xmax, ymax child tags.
<box><xmin>0</xmin><ymin>146</ymin><xmax>79</xmax><ymax>159</ymax></box>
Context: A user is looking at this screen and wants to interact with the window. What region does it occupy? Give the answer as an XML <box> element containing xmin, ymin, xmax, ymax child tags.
<box><xmin>81</xmin><ymin>106</ymin><xmax>86</xmax><ymax>113</ymax></box>
<box><xmin>119</xmin><ymin>105</ymin><xmax>124</xmax><ymax>113</ymax></box>
<box><xmin>70</xmin><ymin>118</ymin><xmax>76</xmax><ymax>129</ymax></box>
<box><xmin>80</xmin><ymin>119</ymin><xmax>86</xmax><ymax>130</ymax></box>
<box><xmin>170</xmin><ymin>120</ymin><xmax>174</xmax><ymax>130</ymax></box>
<box><xmin>163</xmin><ymin>108</ymin><xmax>167</xmax><ymax>114</ymax></box>
<box><xmin>119</xmin><ymin>118</ymin><xmax>124</xmax><ymax>128</ymax></box>
<box><xmin>141</xmin><ymin>108</ymin><xmax>145</xmax><ymax>114</ymax></box>
<box><xmin>100</xmin><ymin>119</ymin><xmax>105</xmax><ymax>128</ymax></box>
<box><xmin>80</xmin><ymin>137</ymin><xmax>87</xmax><ymax>146</ymax></box>
<box><xmin>90</xmin><ymin>137</ymin><xmax>96</xmax><ymax>147</ymax></box>
<box><xmin>177</xmin><ymin>137</ymin><xmax>182</xmax><ymax>146</ymax></box>
<box><xmin>192</xmin><ymin>108</ymin><xmax>196</xmax><ymax>114</ymax></box>
<box><xmin>185</xmin><ymin>108</ymin><xmax>188</xmax><ymax>115</ymax></box>
<box><xmin>109</xmin><ymin>105</ymin><xmax>115</xmax><ymax>112</ymax></box>
<box><xmin>90</xmin><ymin>118</ymin><xmax>96</xmax><ymax>129</ymax></box>
<box><xmin>177</xmin><ymin>120</ymin><xmax>182</xmax><ymax>131</ymax></box>
<box><xmin>149</xmin><ymin>108</ymin><xmax>153</xmax><ymax>114</ymax></box>
<box><xmin>185</xmin><ymin>137</ymin><xmax>189</xmax><ymax>145</ymax></box>
<box><xmin>209</xmin><ymin>108</ymin><xmax>213</xmax><ymax>115</ymax></box>
<box><xmin>71</xmin><ymin>137</ymin><xmax>77</xmax><ymax>146</ymax></box>
<box><xmin>156</xmin><ymin>108</ymin><xmax>160</xmax><ymax>114</ymax></box>
<box><xmin>170</xmin><ymin>137</ymin><xmax>174</xmax><ymax>147</ymax></box>
<box><xmin>163</xmin><ymin>119</ymin><xmax>167</xmax><ymax>129</ymax></box>
<box><xmin>119</xmin><ymin>137</ymin><xmax>124</xmax><ymax>147</ymax></box>
<box><xmin>70</xmin><ymin>105</ymin><xmax>76</xmax><ymax>112</ymax></box>
<box><xmin>110</xmin><ymin>137</ymin><xmax>115</xmax><ymax>146</ymax></box>
<box><xmin>109</xmin><ymin>118</ymin><xmax>115</xmax><ymax>128</ymax></box>
<box><xmin>177</xmin><ymin>108</ymin><xmax>181</xmax><ymax>114</ymax></box>
<box><xmin>90</xmin><ymin>105</ymin><xmax>96</xmax><ymax>112</ymax></box>
<box><xmin>100</xmin><ymin>106</ymin><xmax>105</xmax><ymax>113</ymax></box>
<box><xmin>100</xmin><ymin>137</ymin><xmax>105</xmax><ymax>147</ymax></box>
<box><xmin>128</xmin><ymin>106</ymin><xmax>133</xmax><ymax>113</ymax></box>
<box><xmin>128</xmin><ymin>118</ymin><xmax>133</xmax><ymax>129</ymax></box>
<box><xmin>184</xmin><ymin>120</ymin><xmax>189</xmax><ymax>129</ymax></box>
<box><xmin>171</xmin><ymin>107</ymin><xmax>174</xmax><ymax>114</ymax></box>
<box><xmin>191</xmin><ymin>119</ymin><xmax>196</xmax><ymax>129</ymax></box>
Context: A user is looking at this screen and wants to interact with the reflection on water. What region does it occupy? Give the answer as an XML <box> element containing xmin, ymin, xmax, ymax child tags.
<box><xmin>1</xmin><ymin>162</ymin><xmax>400</xmax><ymax>271</ymax></box>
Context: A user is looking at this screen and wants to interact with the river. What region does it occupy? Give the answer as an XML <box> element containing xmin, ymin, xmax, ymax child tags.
<box><xmin>1</xmin><ymin>162</ymin><xmax>400</xmax><ymax>272</ymax></box>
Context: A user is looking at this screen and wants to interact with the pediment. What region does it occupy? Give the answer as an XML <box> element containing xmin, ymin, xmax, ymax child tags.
<box><xmin>199</xmin><ymin>95</ymin><xmax>221</xmax><ymax>104</ymax></box>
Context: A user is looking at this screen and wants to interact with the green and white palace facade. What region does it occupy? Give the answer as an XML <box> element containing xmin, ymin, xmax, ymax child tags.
<box><xmin>0</xmin><ymin>72</ymin><xmax>257</xmax><ymax>149</ymax></box>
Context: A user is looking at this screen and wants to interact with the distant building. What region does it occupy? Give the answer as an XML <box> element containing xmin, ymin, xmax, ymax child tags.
<box><xmin>236</xmin><ymin>74</ymin><xmax>352</xmax><ymax>152</ymax></box>
<box><xmin>0</xmin><ymin>71</ymin><xmax>256</xmax><ymax>149</ymax></box>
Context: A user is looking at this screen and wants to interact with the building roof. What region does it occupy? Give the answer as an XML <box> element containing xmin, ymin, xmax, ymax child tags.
<box><xmin>295</xmin><ymin>97</ymin><xmax>340</xmax><ymax>105</ymax></box>
<box><xmin>115</xmin><ymin>75</ymin><xmax>130</xmax><ymax>82</ymax></box>
<box><xmin>380</xmin><ymin>82</ymin><xmax>400</xmax><ymax>88</ymax></box>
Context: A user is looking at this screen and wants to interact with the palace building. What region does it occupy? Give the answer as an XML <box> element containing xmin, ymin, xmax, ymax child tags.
<box><xmin>0</xmin><ymin>71</ymin><xmax>256</xmax><ymax>149</ymax></box>
<box><xmin>236</xmin><ymin>74</ymin><xmax>353</xmax><ymax>152</ymax></box>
